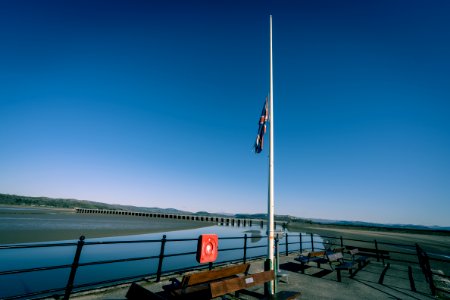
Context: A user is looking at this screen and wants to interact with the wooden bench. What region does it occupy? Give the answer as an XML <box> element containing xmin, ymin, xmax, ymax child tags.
<box><xmin>348</xmin><ymin>248</ymin><xmax>369</xmax><ymax>269</ymax></box>
<box><xmin>127</xmin><ymin>269</ymin><xmax>301</xmax><ymax>299</ymax></box>
<box><xmin>330</xmin><ymin>247</ymin><xmax>345</xmax><ymax>253</ymax></box>
<box><xmin>346</xmin><ymin>246</ymin><xmax>389</xmax><ymax>264</ymax></box>
<box><xmin>162</xmin><ymin>263</ymin><xmax>250</xmax><ymax>298</ymax></box>
<box><xmin>294</xmin><ymin>251</ymin><xmax>328</xmax><ymax>273</ymax></box>
<box><xmin>210</xmin><ymin>270</ymin><xmax>301</xmax><ymax>299</ymax></box>
<box><xmin>326</xmin><ymin>252</ymin><xmax>357</xmax><ymax>282</ymax></box>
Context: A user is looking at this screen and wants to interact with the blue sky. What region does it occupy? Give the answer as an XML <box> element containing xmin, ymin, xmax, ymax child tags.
<box><xmin>1</xmin><ymin>0</ymin><xmax>449</xmax><ymax>226</ymax></box>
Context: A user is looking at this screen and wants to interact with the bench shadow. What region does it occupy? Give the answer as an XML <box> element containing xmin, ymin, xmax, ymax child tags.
<box><xmin>280</xmin><ymin>262</ymin><xmax>310</xmax><ymax>273</ymax></box>
<box><xmin>311</xmin><ymin>269</ymin><xmax>333</xmax><ymax>278</ymax></box>
<box><xmin>281</xmin><ymin>262</ymin><xmax>352</xmax><ymax>280</ymax></box>
<box><xmin>238</xmin><ymin>289</ymin><xmax>265</xmax><ymax>299</ymax></box>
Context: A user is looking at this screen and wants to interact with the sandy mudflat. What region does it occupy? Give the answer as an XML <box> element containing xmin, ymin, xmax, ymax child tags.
<box><xmin>0</xmin><ymin>206</ymin><xmax>209</xmax><ymax>244</ymax></box>
<box><xmin>287</xmin><ymin>222</ymin><xmax>450</xmax><ymax>257</ymax></box>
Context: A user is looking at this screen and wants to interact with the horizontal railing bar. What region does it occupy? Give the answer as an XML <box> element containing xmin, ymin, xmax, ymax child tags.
<box><xmin>318</xmin><ymin>235</ymin><xmax>340</xmax><ymax>240</ymax></box>
<box><xmin>0</xmin><ymin>242</ymin><xmax>77</xmax><ymax>250</ymax></box>
<box><xmin>218</xmin><ymin>245</ymin><xmax>267</xmax><ymax>251</ymax></box>
<box><xmin>376</xmin><ymin>241</ymin><xmax>416</xmax><ymax>248</ymax></box>
<box><xmin>79</xmin><ymin>255</ymin><xmax>159</xmax><ymax>267</ymax></box>
<box><xmin>340</xmin><ymin>237</ymin><xmax>376</xmax><ymax>243</ymax></box>
<box><xmin>0</xmin><ymin>263</ymin><xmax>72</xmax><ymax>276</ymax></box>
<box><xmin>245</xmin><ymin>245</ymin><xmax>267</xmax><ymax>250</ymax></box>
<box><xmin>218</xmin><ymin>236</ymin><xmax>258</xmax><ymax>240</ymax></box>
<box><xmin>163</xmin><ymin>251</ymin><xmax>197</xmax><ymax>258</ymax></box>
<box><xmin>164</xmin><ymin>238</ymin><xmax>198</xmax><ymax>242</ymax></box>
<box><xmin>385</xmin><ymin>258</ymin><xmax>420</xmax><ymax>265</ymax></box>
<box><xmin>384</xmin><ymin>250</ymin><xmax>416</xmax><ymax>256</ymax></box>
<box><xmin>84</xmin><ymin>239</ymin><xmax>162</xmax><ymax>245</ymax></box>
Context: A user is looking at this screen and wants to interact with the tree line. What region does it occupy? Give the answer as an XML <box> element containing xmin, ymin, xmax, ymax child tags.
<box><xmin>0</xmin><ymin>193</ymin><xmax>116</xmax><ymax>210</ymax></box>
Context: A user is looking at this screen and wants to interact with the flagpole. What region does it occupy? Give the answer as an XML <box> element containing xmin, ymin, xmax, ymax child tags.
<box><xmin>267</xmin><ymin>14</ymin><xmax>275</xmax><ymax>295</ymax></box>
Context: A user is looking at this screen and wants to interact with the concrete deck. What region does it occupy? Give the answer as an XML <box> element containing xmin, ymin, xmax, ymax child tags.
<box><xmin>68</xmin><ymin>254</ymin><xmax>442</xmax><ymax>300</ymax></box>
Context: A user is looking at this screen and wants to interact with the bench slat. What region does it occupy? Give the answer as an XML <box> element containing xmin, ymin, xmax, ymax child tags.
<box><xmin>182</xmin><ymin>263</ymin><xmax>250</xmax><ymax>287</ymax></box>
<box><xmin>210</xmin><ymin>270</ymin><xmax>274</xmax><ymax>298</ymax></box>
<box><xmin>309</xmin><ymin>251</ymin><xmax>325</xmax><ymax>258</ymax></box>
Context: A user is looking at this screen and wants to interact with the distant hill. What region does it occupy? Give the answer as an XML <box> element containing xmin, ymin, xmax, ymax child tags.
<box><xmin>0</xmin><ymin>193</ymin><xmax>190</xmax><ymax>215</ymax></box>
<box><xmin>235</xmin><ymin>213</ymin><xmax>313</xmax><ymax>224</ymax></box>
<box><xmin>307</xmin><ymin>218</ymin><xmax>450</xmax><ymax>232</ymax></box>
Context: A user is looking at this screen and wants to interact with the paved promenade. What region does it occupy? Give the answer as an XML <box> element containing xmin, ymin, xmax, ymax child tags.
<box><xmin>68</xmin><ymin>253</ymin><xmax>441</xmax><ymax>300</ymax></box>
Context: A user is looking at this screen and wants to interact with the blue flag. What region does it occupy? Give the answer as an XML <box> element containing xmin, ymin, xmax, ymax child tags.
<box><xmin>254</xmin><ymin>98</ymin><xmax>269</xmax><ymax>153</ymax></box>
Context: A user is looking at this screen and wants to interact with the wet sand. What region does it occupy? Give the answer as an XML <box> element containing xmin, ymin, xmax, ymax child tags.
<box><xmin>287</xmin><ymin>222</ymin><xmax>450</xmax><ymax>257</ymax></box>
<box><xmin>0</xmin><ymin>206</ymin><xmax>209</xmax><ymax>244</ymax></box>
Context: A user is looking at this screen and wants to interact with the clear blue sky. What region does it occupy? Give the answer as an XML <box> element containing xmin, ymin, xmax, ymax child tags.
<box><xmin>1</xmin><ymin>0</ymin><xmax>449</xmax><ymax>226</ymax></box>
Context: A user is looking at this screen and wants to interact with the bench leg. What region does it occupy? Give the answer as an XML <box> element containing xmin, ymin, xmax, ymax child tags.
<box><xmin>301</xmin><ymin>262</ymin><xmax>305</xmax><ymax>274</ymax></box>
<box><xmin>337</xmin><ymin>270</ymin><xmax>341</xmax><ymax>282</ymax></box>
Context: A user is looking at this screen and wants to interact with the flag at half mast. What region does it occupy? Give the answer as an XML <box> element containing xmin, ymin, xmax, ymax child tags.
<box><xmin>254</xmin><ymin>97</ymin><xmax>269</xmax><ymax>153</ymax></box>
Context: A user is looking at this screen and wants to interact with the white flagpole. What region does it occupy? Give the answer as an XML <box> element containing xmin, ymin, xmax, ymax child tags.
<box><xmin>267</xmin><ymin>14</ymin><xmax>275</xmax><ymax>295</ymax></box>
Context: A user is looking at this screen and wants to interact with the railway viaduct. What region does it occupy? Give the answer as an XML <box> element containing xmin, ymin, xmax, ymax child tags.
<box><xmin>75</xmin><ymin>208</ymin><xmax>286</xmax><ymax>228</ymax></box>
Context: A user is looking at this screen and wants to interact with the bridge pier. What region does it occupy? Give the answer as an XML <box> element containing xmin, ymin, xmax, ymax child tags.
<box><xmin>75</xmin><ymin>209</ymin><xmax>272</xmax><ymax>228</ymax></box>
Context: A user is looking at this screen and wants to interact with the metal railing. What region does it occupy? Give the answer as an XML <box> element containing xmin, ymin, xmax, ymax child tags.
<box><xmin>0</xmin><ymin>233</ymin><xmax>270</xmax><ymax>300</ymax></box>
<box><xmin>1</xmin><ymin>231</ymin><xmax>448</xmax><ymax>299</ymax></box>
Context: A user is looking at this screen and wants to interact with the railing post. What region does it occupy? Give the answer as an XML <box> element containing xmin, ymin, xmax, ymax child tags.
<box><xmin>310</xmin><ymin>233</ymin><xmax>314</xmax><ymax>251</ymax></box>
<box><xmin>299</xmin><ymin>233</ymin><xmax>302</xmax><ymax>253</ymax></box>
<box><xmin>416</xmin><ymin>245</ymin><xmax>436</xmax><ymax>296</ymax></box>
<box><xmin>340</xmin><ymin>236</ymin><xmax>343</xmax><ymax>248</ymax></box>
<box><xmin>243</xmin><ymin>234</ymin><xmax>248</xmax><ymax>264</ymax></box>
<box><xmin>64</xmin><ymin>235</ymin><xmax>85</xmax><ymax>300</ymax></box>
<box><xmin>274</xmin><ymin>235</ymin><xmax>279</xmax><ymax>293</ymax></box>
<box><xmin>285</xmin><ymin>233</ymin><xmax>289</xmax><ymax>256</ymax></box>
<box><xmin>156</xmin><ymin>235</ymin><xmax>167</xmax><ymax>282</ymax></box>
<box><xmin>408</xmin><ymin>266</ymin><xmax>417</xmax><ymax>292</ymax></box>
<box><xmin>374</xmin><ymin>240</ymin><xmax>380</xmax><ymax>262</ymax></box>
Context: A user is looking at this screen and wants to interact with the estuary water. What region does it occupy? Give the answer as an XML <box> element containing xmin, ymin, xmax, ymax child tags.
<box><xmin>0</xmin><ymin>223</ymin><xmax>324</xmax><ymax>299</ymax></box>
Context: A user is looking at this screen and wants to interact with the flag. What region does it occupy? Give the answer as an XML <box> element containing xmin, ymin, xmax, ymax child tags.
<box><xmin>254</xmin><ymin>97</ymin><xmax>269</xmax><ymax>153</ymax></box>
